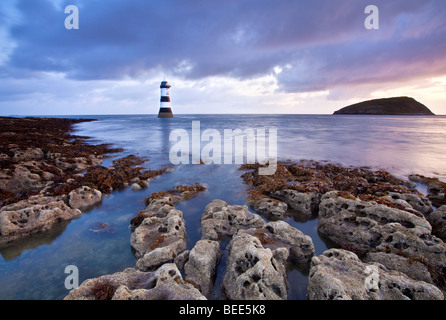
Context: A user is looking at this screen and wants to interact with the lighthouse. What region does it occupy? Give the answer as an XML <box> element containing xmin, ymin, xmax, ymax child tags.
<box><xmin>158</xmin><ymin>80</ymin><xmax>173</xmax><ymax>118</ymax></box>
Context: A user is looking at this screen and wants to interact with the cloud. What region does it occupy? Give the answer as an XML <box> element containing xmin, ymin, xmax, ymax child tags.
<box><xmin>1</xmin><ymin>0</ymin><xmax>445</xmax><ymax>115</ymax></box>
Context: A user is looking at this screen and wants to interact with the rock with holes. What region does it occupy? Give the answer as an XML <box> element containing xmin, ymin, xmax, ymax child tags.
<box><xmin>427</xmin><ymin>205</ymin><xmax>446</xmax><ymax>241</ymax></box>
<box><xmin>239</xmin><ymin>220</ymin><xmax>315</xmax><ymax>266</ymax></box>
<box><xmin>308</xmin><ymin>249</ymin><xmax>443</xmax><ymax>300</ymax></box>
<box><xmin>64</xmin><ymin>264</ymin><xmax>206</xmax><ymax>300</ymax></box>
<box><xmin>222</xmin><ymin>231</ymin><xmax>288</xmax><ymax>300</ymax></box>
<box><xmin>318</xmin><ymin>191</ymin><xmax>446</xmax><ymax>291</ymax></box>
<box><xmin>201</xmin><ymin>199</ymin><xmax>266</xmax><ymax>241</ymax></box>
<box><xmin>3</xmin><ymin>164</ymin><xmax>45</xmax><ymax>194</ymax></box>
<box><xmin>363</xmin><ymin>252</ymin><xmax>433</xmax><ymax>284</ymax></box>
<box><xmin>384</xmin><ymin>192</ymin><xmax>433</xmax><ymax>215</ymax></box>
<box><xmin>184</xmin><ymin>239</ymin><xmax>221</xmax><ymax>298</ymax></box>
<box><xmin>131</xmin><ymin>197</ymin><xmax>186</xmax><ymax>271</ymax></box>
<box><xmin>68</xmin><ymin>186</ymin><xmax>102</xmax><ymax>211</ymax></box>
<box><xmin>249</xmin><ymin>197</ymin><xmax>288</xmax><ymax>220</ymax></box>
<box><xmin>270</xmin><ymin>190</ymin><xmax>321</xmax><ymax>217</ymax></box>
<box><xmin>0</xmin><ymin>196</ymin><xmax>81</xmax><ymax>246</ymax></box>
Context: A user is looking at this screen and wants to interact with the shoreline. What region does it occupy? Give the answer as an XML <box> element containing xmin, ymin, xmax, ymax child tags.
<box><xmin>1</xmin><ymin>116</ymin><xmax>446</xmax><ymax>300</ymax></box>
<box><xmin>0</xmin><ymin>116</ymin><xmax>167</xmax><ymax>247</ymax></box>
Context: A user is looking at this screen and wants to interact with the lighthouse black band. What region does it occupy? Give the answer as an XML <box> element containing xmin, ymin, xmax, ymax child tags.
<box><xmin>158</xmin><ymin>107</ymin><xmax>172</xmax><ymax>113</ymax></box>
<box><xmin>160</xmin><ymin>96</ymin><xmax>170</xmax><ymax>102</ymax></box>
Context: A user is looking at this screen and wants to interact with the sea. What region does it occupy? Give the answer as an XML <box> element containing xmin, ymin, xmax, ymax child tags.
<box><xmin>1</xmin><ymin>114</ymin><xmax>445</xmax><ymax>300</ymax></box>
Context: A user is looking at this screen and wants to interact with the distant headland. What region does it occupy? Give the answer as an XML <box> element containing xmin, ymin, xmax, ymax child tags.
<box><xmin>333</xmin><ymin>97</ymin><xmax>435</xmax><ymax>115</ymax></box>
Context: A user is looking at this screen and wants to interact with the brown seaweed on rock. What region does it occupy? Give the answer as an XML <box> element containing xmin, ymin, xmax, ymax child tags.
<box><xmin>240</xmin><ymin>160</ymin><xmax>425</xmax><ymax>215</ymax></box>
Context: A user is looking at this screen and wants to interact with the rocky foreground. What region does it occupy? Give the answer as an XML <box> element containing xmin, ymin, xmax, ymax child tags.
<box><xmin>0</xmin><ymin>117</ymin><xmax>166</xmax><ymax>247</ymax></box>
<box><xmin>4</xmin><ymin>117</ymin><xmax>445</xmax><ymax>300</ymax></box>
<box><xmin>66</xmin><ymin>160</ymin><xmax>446</xmax><ymax>300</ymax></box>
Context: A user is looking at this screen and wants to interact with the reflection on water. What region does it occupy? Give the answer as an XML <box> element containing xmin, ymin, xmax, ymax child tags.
<box><xmin>1</xmin><ymin>114</ymin><xmax>446</xmax><ymax>300</ymax></box>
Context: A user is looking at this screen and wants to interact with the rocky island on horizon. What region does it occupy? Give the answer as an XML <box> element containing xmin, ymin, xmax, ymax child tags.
<box><xmin>333</xmin><ymin>97</ymin><xmax>435</xmax><ymax>115</ymax></box>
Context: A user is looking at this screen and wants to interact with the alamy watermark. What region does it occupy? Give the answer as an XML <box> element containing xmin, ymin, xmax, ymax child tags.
<box><xmin>64</xmin><ymin>265</ymin><xmax>79</xmax><ymax>290</ymax></box>
<box><xmin>169</xmin><ymin>121</ymin><xmax>277</xmax><ymax>175</ymax></box>
<box><xmin>64</xmin><ymin>5</ymin><xmax>79</xmax><ymax>30</ymax></box>
<box><xmin>64</xmin><ymin>5</ymin><xmax>379</xmax><ymax>30</ymax></box>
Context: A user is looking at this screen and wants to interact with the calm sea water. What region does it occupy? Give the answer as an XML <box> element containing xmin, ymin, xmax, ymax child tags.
<box><xmin>1</xmin><ymin>114</ymin><xmax>445</xmax><ymax>300</ymax></box>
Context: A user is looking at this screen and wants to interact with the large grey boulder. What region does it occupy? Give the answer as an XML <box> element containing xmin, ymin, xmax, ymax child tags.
<box><xmin>383</xmin><ymin>192</ymin><xmax>433</xmax><ymax>215</ymax></box>
<box><xmin>248</xmin><ymin>197</ymin><xmax>288</xmax><ymax>220</ymax></box>
<box><xmin>201</xmin><ymin>199</ymin><xmax>266</xmax><ymax>241</ymax></box>
<box><xmin>240</xmin><ymin>220</ymin><xmax>315</xmax><ymax>266</ymax></box>
<box><xmin>427</xmin><ymin>205</ymin><xmax>446</xmax><ymax>241</ymax></box>
<box><xmin>131</xmin><ymin>197</ymin><xmax>186</xmax><ymax>271</ymax></box>
<box><xmin>64</xmin><ymin>264</ymin><xmax>206</xmax><ymax>300</ymax></box>
<box><xmin>222</xmin><ymin>231</ymin><xmax>288</xmax><ymax>300</ymax></box>
<box><xmin>363</xmin><ymin>252</ymin><xmax>433</xmax><ymax>284</ymax></box>
<box><xmin>0</xmin><ymin>195</ymin><xmax>82</xmax><ymax>245</ymax></box>
<box><xmin>308</xmin><ymin>249</ymin><xmax>443</xmax><ymax>300</ymax></box>
<box><xmin>271</xmin><ymin>189</ymin><xmax>321</xmax><ymax>217</ymax></box>
<box><xmin>184</xmin><ymin>240</ymin><xmax>221</xmax><ymax>298</ymax></box>
<box><xmin>68</xmin><ymin>186</ymin><xmax>102</xmax><ymax>211</ymax></box>
<box><xmin>318</xmin><ymin>191</ymin><xmax>446</xmax><ymax>291</ymax></box>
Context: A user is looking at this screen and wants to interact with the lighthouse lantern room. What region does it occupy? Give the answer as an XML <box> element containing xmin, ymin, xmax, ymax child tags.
<box><xmin>158</xmin><ymin>80</ymin><xmax>174</xmax><ymax>118</ymax></box>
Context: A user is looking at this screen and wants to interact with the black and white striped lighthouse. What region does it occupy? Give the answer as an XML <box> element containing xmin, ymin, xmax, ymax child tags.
<box><xmin>158</xmin><ymin>80</ymin><xmax>173</xmax><ymax>118</ymax></box>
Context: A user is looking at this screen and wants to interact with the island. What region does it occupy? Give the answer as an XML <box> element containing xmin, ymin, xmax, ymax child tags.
<box><xmin>333</xmin><ymin>97</ymin><xmax>435</xmax><ymax>115</ymax></box>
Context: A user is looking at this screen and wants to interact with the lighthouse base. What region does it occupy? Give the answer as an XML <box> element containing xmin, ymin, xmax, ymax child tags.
<box><xmin>158</xmin><ymin>107</ymin><xmax>173</xmax><ymax>118</ymax></box>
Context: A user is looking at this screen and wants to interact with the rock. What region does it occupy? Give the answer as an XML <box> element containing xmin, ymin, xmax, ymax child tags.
<box><xmin>143</xmin><ymin>183</ymin><xmax>206</xmax><ymax>207</ymax></box>
<box><xmin>174</xmin><ymin>250</ymin><xmax>190</xmax><ymax>271</ymax></box>
<box><xmin>88</xmin><ymin>222</ymin><xmax>115</xmax><ymax>234</ymax></box>
<box><xmin>131</xmin><ymin>183</ymin><xmax>142</xmax><ymax>191</ymax></box>
<box><xmin>384</xmin><ymin>192</ymin><xmax>433</xmax><ymax>215</ymax></box>
<box><xmin>240</xmin><ymin>220</ymin><xmax>315</xmax><ymax>266</ymax></box>
<box><xmin>64</xmin><ymin>264</ymin><xmax>206</xmax><ymax>300</ymax></box>
<box><xmin>0</xmin><ymin>197</ymin><xmax>82</xmax><ymax>245</ymax></box>
<box><xmin>12</xmin><ymin>147</ymin><xmax>44</xmax><ymax>162</ymax></box>
<box><xmin>201</xmin><ymin>199</ymin><xmax>266</xmax><ymax>241</ymax></box>
<box><xmin>68</xmin><ymin>186</ymin><xmax>102</xmax><ymax>211</ymax></box>
<box><xmin>184</xmin><ymin>240</ymin><xmax>221</xmax><ymax>298</ymax></box>
<box><xmin>222</xmin><ymin>231</ymin><xmax>288</xmax><ymax>300</ymax></box>
<box><xmin>248</xmin><ymin>197</ymin><xmax>288</xmax><ymax>220</ymax></box>
<box><xmin>427</xmin><ymin>205</ymin><xmax>446</xmax><ymax>241</ymax></box>
<box><xmin>363</xmin><ymin>252</ymin><xmax>433</xmax><ymax>284</ymax></box>
<box><xmin>408</xmin><ymin>174</ymin><xmax>446</xmax><ymax>208</ymax></box>
<box><xmin>4</xmin><ymin>164</ymin><xmax>44</xmax><ymax>194</ymax></box>
<box><xmin>131</xmin><ymin>180</ymin><xmax>149</xmax><ymax>191</ymax></box>
<box><xmin>270</xmin><ymin>189</ymin><xmax>320</xmax><ymax>217</ymax></box>
<box><xmin>131</xmin><ymin>196</ymin><xmax>186</xmax><ymax>271</ymax></box>
<box><xmin>317</xmin><ymin>191</ymin><xmax>446</xmax><ymax>290</ymax></box>
<box><xmin>308</xmin><ymin>249</ymin><xmax>443</xmax><ymax>300</ymax></box>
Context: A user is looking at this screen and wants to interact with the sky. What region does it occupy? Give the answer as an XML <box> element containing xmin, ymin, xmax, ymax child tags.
<box><xmin>0</xmin><ymin>0</ymin><xmax>445</xmax><ymax>115</ymax></box>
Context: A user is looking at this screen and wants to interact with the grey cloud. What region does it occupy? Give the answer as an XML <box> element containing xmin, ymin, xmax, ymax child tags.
<box><xmin>2</xmin><ymin>0</ymin><xmax>446</xmax><ymax>93</ymax></box>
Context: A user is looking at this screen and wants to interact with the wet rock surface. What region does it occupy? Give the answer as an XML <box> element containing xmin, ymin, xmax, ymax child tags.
<box><xmin>64</xmin><ymin>264</ymin><xmax>206</xmax><ymax>300</ymax></box>
<box><xmin>201</xmin><ymin>199</ymin><xmax>266</xmax><ymax>241</ymax></box>
<box><xmin>427</xmin><ymin>206</ymin><xmax>446</xmax><ymax>241</ymax></box>
<box><xmin>130</xmin><ymin>184</ymin><xmax>206</xmax><ymax>272</ymax></box>
<box><xmin>409</xmin><ymin>174</ymin><xmax>446</xmax><ymax>208</ymax></box>
<box><xmin>318</xmin><ymin>191</ymin><xmax>446</xmax><ymax>291</ymax></box>
<box><xmin>222</xmin><ymin>221</ymin><xmax>315</xmax><ymax>300</ymax></box>
<box><xmin>240</xmin><ymin>160</ymin><xmax>446</xmax><ymax>298</ymax></box>
<box><xmin>0</xmin><ymin>195</ymin><xmax>82</xmax><ymax>246</ymax></box>
<box><xmin>223</xmin><ymin>231</ymin><xmax>289</xmax><ymax>300</ymax></box>
<box><xmin>68</xmin><ymin>186</ymin><xmax>102</xmax><ymax>211</ymax></box>
<box><xmin>308</xmin><ymin>249</ymin><xmax>443</xmax><ymax>300</ymax></box>
<box><xmin>184</xmin><ymin>240</ymin><xmax>221</xmax><ymax>299</ymax></box>
<box><xmin>0</xmin><ymin>117</ymin><xmax>167</xmax><ymax>246</ymax></box>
